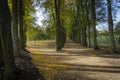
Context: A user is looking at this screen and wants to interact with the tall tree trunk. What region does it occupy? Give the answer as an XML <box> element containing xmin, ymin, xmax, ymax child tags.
<box><xmin>12</xmin><ymin>0</ymin><xmax>20</xmax><ymax>57</ymax></box>
<box><xmin>86</xmin><ymin>0</ymin><xmax>91</xmax><ymax>47</ymax></box>
<box><xmin>18</xmin><ymin>0</ymin><xmax>25</xmax><ymax>50</ymax></box>
<box><xmin>76</xmin><ymin>0</ymin><xmax>81</xmax><ymax>44</ymax></box>
<box><xmin>0</xmin><ymin>10</ymin><xmax>4</xmax><ymax>67</ymax></box>
<box><xmin>54</xmin><ymin>0</ymin><xmax>62</xmax><ymax>51</ymax></box>
<box><xmin>0</xmin><ymin>39</ymin><xmax>4</xmax><ymax>67</ymax></box>
<box><xmin>0</xmin><ymin>0</ymin><xmax>16</xmax><ymax>79</ymax></box>
<box><xmin>0</xmin><ymin>18</ymin><xmax>4</xmax><ymax>67</ymax></box>
<box><xmin>107</xmin><ymin>0</ymin><xmax>116</xmax><ymax>52</ymax></box>
<box><xmin>91</xmin><ymin>0</ymin><xmax>99</xmax><ymax>49</ymax></box>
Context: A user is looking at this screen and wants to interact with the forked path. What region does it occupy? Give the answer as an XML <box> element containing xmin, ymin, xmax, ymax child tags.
<box><xmin>28</xmin><ymin>40</ymin><xmax>120</xmax><ymax>80</ymax></box>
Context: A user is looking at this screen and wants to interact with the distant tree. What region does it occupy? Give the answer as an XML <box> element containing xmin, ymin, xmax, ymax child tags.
<box><xmin>107</xmin><ymin>0</ymin><xmax>116</xmax><ymax>52</ymax></box>
<box><xmin>54</xmin><ymin>0</ymin><xmax>66</xmax><ymax>51</ymax></box>
<box><xmin>115</xmin><ymin>21</ymin><xmax>120</xmax><ymax>43</ymax></box>
<box><xmin>90</xmin><ymin>0</ymin><xmax>99</xmax><ymax>49</ymax></box>
<box><xmin>54</xmin><ymin>0</ymin><xmax>61</xmax><ymax>51</ymax></box>
<box><xmin>115</xmin><ymin>21</ymin><xmax>120</xmax><ymax>35</ymax></box>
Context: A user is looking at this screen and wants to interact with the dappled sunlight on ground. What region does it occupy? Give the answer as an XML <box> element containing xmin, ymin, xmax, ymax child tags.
<box><xmin>26</xmin><ymin>40</ymin><xmax>120</xmax><ymax>80</ymax></box>
<box><xmin>26</xmin><ymin>44</ymin><xmax>67</xmax><ymax>80</ymax></box>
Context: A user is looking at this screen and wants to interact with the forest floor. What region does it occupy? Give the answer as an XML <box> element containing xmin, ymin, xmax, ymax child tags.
<box><xmin>26</xmin><ymin>40</ymin><xmax>120</xmax><ymax>80</ymax></box>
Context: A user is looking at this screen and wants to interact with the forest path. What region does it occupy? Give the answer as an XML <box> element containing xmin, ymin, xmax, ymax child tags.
<box><xmin>27</xmin><ymin>40</ymin><xmax>120</xmax><ymax>80</ymax></box>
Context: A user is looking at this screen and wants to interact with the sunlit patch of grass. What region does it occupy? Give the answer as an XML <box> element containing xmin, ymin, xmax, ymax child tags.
<box><xmin>26</xmin><ymin>45</ymin><xmax>67</xmax><ymax>80</ymax></box>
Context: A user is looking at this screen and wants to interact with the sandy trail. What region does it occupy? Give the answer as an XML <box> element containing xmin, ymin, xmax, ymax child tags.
<box><xmin>28</xmin><ymin>40</ymin><xmax>120</xmax><ymax>80</ymax></box>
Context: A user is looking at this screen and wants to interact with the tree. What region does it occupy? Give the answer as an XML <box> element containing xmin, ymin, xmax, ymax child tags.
<box><xmin>18</xmin><ymin>0</ymin><xmax>25</xmax><ymax>50</ymax></box>
<box><xmin>107</xmin><ymin>0</ymin><xmax>116</xmax><ymax>52</ymax></box>
<box><xmin>0</xmin><ymin>7</ymin><xmax>4</xmax><ymax>67</ymax></box>
<box><xmin>54</xmin><ymin>0</ymin><xmax>66</xmax><ymax>51</ymax></box>
<box><xmin>115</xmin><ymin>21</ymin><xmax>120</xmax><ymax>35</ymax></box>
<box><xmin>90</xmin><ymin>0</ymin><xmax>99</xmax><ymax>49</ymax></box>
<box><xmin>12</xmin><ymin>0</ymin><xmax>20</xmax><ymax>57</ymax></box>
<box><xmin>21</xmin><ymin>0</ymin><xmax>36</xmax><ymax>49</ymax></box>
<box><xmin>0</xmin><ymin>10</ymin><xmax>4</xmax><ymax>67</ymax></box>
<box><xmin>86</xmin><ymin>0</ymin><xmax>91</xmax><ymax>47</ymax></box>
<box><xmin>54</xmin><ymin>0</ymin><xmax>61</xmax><ymax>51</ymax></box>
<box><xmin>38</xmin><ymin>0</ymin><xmax>119</xmax><ymax>51</ymax></box>
<box><xmin>0</xmin><ymin>0</ymin><xmax>16</xmax><ymax>79</ymax></box>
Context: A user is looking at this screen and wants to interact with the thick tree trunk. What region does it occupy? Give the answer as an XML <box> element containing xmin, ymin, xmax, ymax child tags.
<box><xmin>54</xmin><ymin>0</ymin><xmax>62</xmax><ymax>51</ymax></box>
<box><xmin>0</xmin><ymin>10</ymin><xmax>4</xmax><ymax>67</ymax></box>
<box><xmin>0</xmin><ymin>0</ymin><xmax>16</xmax><ymax>80</ymax></box>
<box><xmin>61</xmin><ymin>27</ymin><xmax>66</xmax><ymax>47</ymax></box>
<box><xmin>0</xmin><ymin>39</ymin><xmax>4</xmax><ymax>67</ymax></box>
<box><xmin>107</xmin><ymin>0</ymin><xmax>116</xmax><ymax>52</ymax></box>
<box><xmin>12</xmin><ymin>0</ymin><xmax>20</xmax><ymax>57</ymax></box>
<box><xmin>18</xmin><ymin>0</ymin><xmax>25</xmax><ymax>50</ymax></box>
<box><xmin>91</xmin><ymin>0</ymin><xmax>99</xmax><ymax>49</ymax></box>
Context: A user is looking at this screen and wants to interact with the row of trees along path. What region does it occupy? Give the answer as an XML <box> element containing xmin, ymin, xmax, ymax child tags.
<box><xmin>0</xmin><ymin>0</ymin><xmax>120</xmax><ymax>80</ymax></box>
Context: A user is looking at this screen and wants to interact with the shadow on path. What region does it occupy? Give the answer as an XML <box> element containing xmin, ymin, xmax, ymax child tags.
<box><xmin>27</xmin><ymin>40</ymin><xmax>120</xmax><ymax>80</ymax></box>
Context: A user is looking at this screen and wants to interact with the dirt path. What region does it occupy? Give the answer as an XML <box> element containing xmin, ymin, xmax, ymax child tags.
<box><xmin>27</xmin><ymin>40</ymin><xmax>120</xmax><ymax>80</ymax></box>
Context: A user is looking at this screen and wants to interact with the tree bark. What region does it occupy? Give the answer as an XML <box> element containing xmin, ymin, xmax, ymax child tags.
<box><xmin>0</xmin><ymin>17</ymin><xmax>4</xmax><ymax>67</ymax></box>
<box><xmin>0</xmin><ymin>0</ymin><xmax>16</xmax><ymax>79</ymax></box>
<box><xmin>91</xmin><ymin>0</ymin><xmax>99</xmax><ymax>49</ymax></box>
<box><xmin>12</xmin><ymin>0</ymin><xmax>20</xmax><ymax>57</ymax></box>
<box><xmin>107</xmin><ymin>0</ymin><xmax>116</xmax><ymax>52</ymax></box>
<box><xmin>54</xmin><ymin>0</ymin><xmax>62</xmax><ymax>51</ymax></box>
<box><xmin>0</xmin><ymin>39</ymin><xmax>4</xmax><ymax>67</ymax></box>
<box><xmin>86</xmin><ymin>0</ymin><xmax>91</xmax><ymax>47</ymax></box>
<box><xmin>18</xmin><ymin>0</ymin><xmax>25</xmax><ymax>50</ymax></box>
